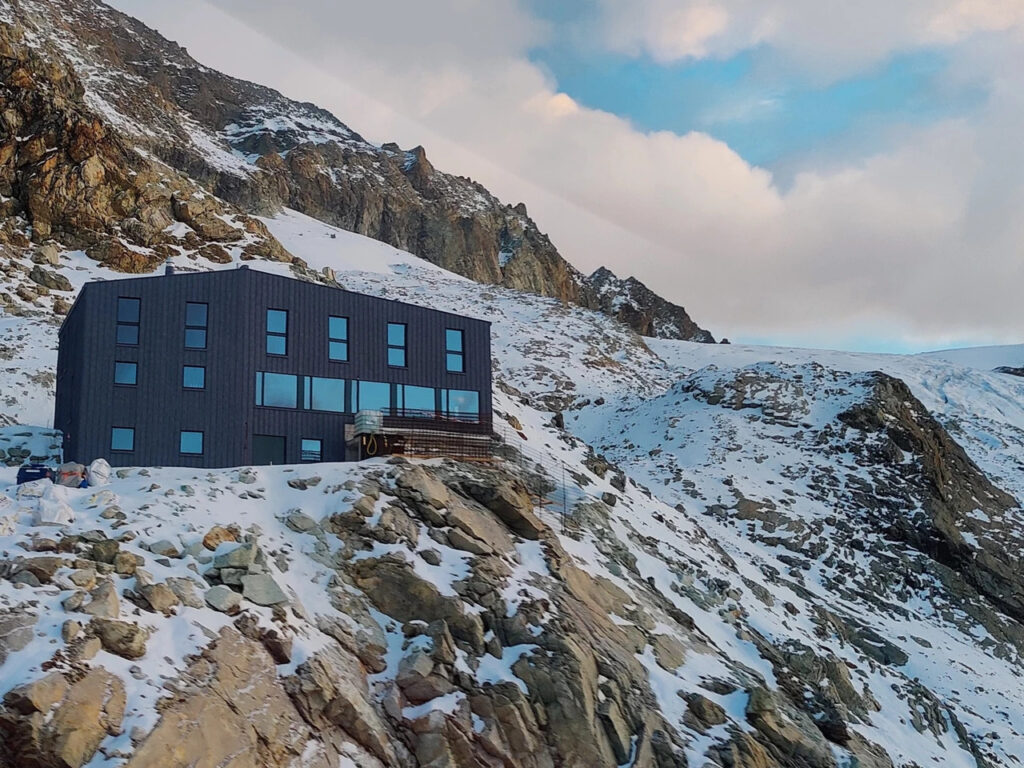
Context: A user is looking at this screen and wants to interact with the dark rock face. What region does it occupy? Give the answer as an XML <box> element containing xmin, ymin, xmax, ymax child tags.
<box><xmin>5</xmin><ymin>0</ymin><xmax>712</xmax><ymax>340</ymax></box>
<box><xmin>995</xmin><ymin>366</ymin><xmax>1024</xmax><ymax>377</ymax></box>
<box><xmin>839</xmin><ymin>373</ymin><xmax>1023</xmax><ymax>623</ymax></box>
<box><xmin>0</xmin><ymin>16</ymin><xmax>289</xmax><ymax>267</ymax></box>
<box><xmin>588</xmin><ymin>266</ymin><xmax>715</xmax><ymax>342</ymax></box>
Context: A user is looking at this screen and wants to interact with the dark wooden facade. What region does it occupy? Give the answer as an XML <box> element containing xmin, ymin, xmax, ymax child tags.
<box><xmin>55</xmin><ymin>267</ymin><xmax>493</xmax><ymax>468</ymax></box>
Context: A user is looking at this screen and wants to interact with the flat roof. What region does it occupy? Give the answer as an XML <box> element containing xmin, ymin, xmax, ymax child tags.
<box><xmin>72</xmin><ymin>264</ymin><xmax>492</xmax><ymax>327</ymax></box>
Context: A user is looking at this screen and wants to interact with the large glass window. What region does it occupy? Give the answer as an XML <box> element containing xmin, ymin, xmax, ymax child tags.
<box><xmin>310</xmin><ymin>377</ymin><xmax>346</xmax><ymax>412</ymax></box>
<box><xmin>266</xmin><ymin>309</ymin><xmax>288</xmax><ymax>355</ymax></box>
<box><xmin>114</xmin><ymin>361</ymin><xmax>137</xmax><ymax>386</ymax></box>
<box><xmin>180</xmin><ymin>430</ymin><xmax>204</xmax><ymax>455</ymax></box>
<box><xmin>446</xmin><ymin>329</ymin><xmax>464</xmax><ymax>373</ymax></box>
<box><xmin>351</xmin><ymin>380</ymin><xmax>391</xmax><ymax>412</ymax></box>
<box><xmin>387</xmin><ymin>322</ymin><xmax>406</xmax><ymax>367</ymax></box>
<box><xmin>443</xmin><ymin>389</ymin><xmax>480</xmax><ymax>421</ymax></box>
<box><xmin>397</xmin><ymin>384</ymin><xmax>435</xmax><ymax>415</ymax></box>
<box><xmin>301</xmin><ymin>439</ymin><xmax>322</xmax><ymax>462</ymax></box>
<box><xmin>185</xmin><ymin>302</ymin><xmax>208</xmax><ymax>349</ymax></box>
<box><xmin>255</xmin><ymin>371</ymin><xmax>298</xmax><ymax>408</ymax></box>
<box><xmin>329</xmin><ymin>316</ymin><xmax>349</xmax><ymax>362</ymax></box>
<box><xmin>116</xmin><ymin>297</ymin><xmax>140</xmax><ymax>345</ymax></box>
<box><xmin>183</xmin><ymin>365</ymin><xmax>206</xmax><ymax>390</ymax></box>
<box><xmin>111</xmin><ymin>427</ymin><xmax>134</xmax><ymax>451</ymax></box>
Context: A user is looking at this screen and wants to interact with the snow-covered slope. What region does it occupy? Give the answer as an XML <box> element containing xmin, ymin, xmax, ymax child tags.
<box><xmin>0</xmin><ymin>211</ymin><xmax>1022</xmax><ymax>767</ymax></box>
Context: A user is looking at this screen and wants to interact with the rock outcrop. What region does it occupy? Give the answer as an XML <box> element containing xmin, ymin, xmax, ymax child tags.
<box><xmin>588</xmin><ymin>266</ymin><xmax>715</xmax><ymax>342</ymax></box>
<box><xmin>2</xmin><ymin>0</ymin><xmax>712</xmax><ymax>340</ymax></box>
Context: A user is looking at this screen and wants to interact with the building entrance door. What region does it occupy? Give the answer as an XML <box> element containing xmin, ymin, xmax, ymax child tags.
<box><xmin>252</xmin><ymin>434</ymin><xmax>286</xmax><ymax>465</ymax></box>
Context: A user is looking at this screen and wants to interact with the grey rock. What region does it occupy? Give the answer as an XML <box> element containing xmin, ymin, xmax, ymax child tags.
<box><xmin>205</xmin><ymin>585</ymin><xmax>242</xmax><ymax>614</ymax></box>
<box><xmin>241</xmin><ymin>574</ymin><xmax>289</xmax><ymax>606</ymax></box>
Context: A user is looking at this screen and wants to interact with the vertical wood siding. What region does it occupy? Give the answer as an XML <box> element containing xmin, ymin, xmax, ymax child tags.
<box><xmin>55</xmin><ymin>268</ymin><xmax>492</xmax><ymax>468</ymax></box>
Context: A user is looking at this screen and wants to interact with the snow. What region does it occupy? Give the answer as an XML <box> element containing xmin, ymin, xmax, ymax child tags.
<box><xmin>0</xmin><ymin>206</ymin><xmax>1019</xmax><ymax>765</ymax></box>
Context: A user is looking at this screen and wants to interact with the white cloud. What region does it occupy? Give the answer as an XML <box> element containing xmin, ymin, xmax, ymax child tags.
<box><xmin>596</xmin><ymin>0</ymin><xmax>1024</xmax><ymax>75</ymax></box>
<box><xmin>108</xmin><ymin>0</ymin><xmax>1024</xmax><ymax>349</ymax></box>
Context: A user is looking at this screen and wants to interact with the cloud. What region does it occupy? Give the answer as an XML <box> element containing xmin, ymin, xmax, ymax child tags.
<box><xmin>107</xmin><ymin>0</ymin><xmax>1024</xmax><ymax>349</ymax></box>
<box><xmin>595</xmin><ymin>0</ymin><xmax>1024</xmax><ymax>75</ymax></box>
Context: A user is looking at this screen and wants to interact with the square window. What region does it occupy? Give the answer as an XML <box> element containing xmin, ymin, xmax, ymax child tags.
<box><xmin>183</xmin><ymin>366</ymin><xmax>205</xmax><ymax>389</ymax></box>
<box><xmin>114</xmin><ymin>361</ymin><xmax>137</xmax><ymax>385</ymax></box>
<box><xmin>388</xmin><ymin>347</ymin><xmax>406</xmax><ymax>367</ymax></box>
<box><xmin>301</xmin><ymin>438</ymin><xmax>322</xmax><ymax>462</ymax></box>
<box><xmin>266</xmin><ymin>335</ymin><xmax>287</xmax><ymax>356</ymax></box>
<box><xmin>446</xmin><ymin>352</ymin><xmax>464</xmax><ymax>373</ymax></box>
<box><xmin>180</xmin><ymin>430</ymin><xmax>204</xmax><ymax>455</ymax></box>
<box><xmin>116</xmin><ymin>324</ymin><xmax>139</xmax><ymax>345</ymax></box>
<box><xmin>329</xmin><ymin>316</ymin><xmax>348</xmax><ymax>339</ymax></box>
<box><xmin>445</xmin><ymin>329</ymin><xmax>464</xmax><ymax>352</ymax></box>
<box><xmin>329</xmin><ymin>341</ymin><xmax>348</xmax><ymax>362</ymax></box>
<box><xmin>387</xmin><ymin>323</ymin><xmax>406</xmax><ymax>346</ymax></box>
<box><xmin>111</xmin><ymin>427</ymin><xmax>134</xmax><ymax>451</ymax></box>
<box><xmin>184</xmin><ymin>328</ymin><xmax>207</xmax><ymax>349</ymax></box>
<box><xmin>117</xmin><ymin>297</ymin><xmax>140</xmax><ymax>324</ymax></box>
<box><xmin>266</xmin><ymin>309</ymin><xmax>288</xmax><ymax>334</ymax></box>
<box><xmin>185</xmin><ymin>302</ymin><xmax>208</xmax><ymax>327</ymax></box>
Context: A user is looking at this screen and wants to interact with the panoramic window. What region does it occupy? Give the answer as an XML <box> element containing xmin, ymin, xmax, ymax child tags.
<box><xmin>116</xmin><ymin>297</ymin><xmax>140</xmax><ymax>345</ymax></box>
<box><xmin>110</xmin><ymin>426</ymin><xmax>135</xmax><ymax>452</ymax></box>
<box><xmin>329</xmin><ymin>316</ymin><xmax>348</xmax><ymax>362</ymax></box>
<box><xmin>183</xmin><ymin>365</ymin><xmax>206</xmax><ymax>389</ymax></box>
<box><xmin>114</xmin><ymin>361</ymin><xmax>137</xmax><ymax>386</ymax></box>
<box><xmin>255</xmin><ymin>371</ymin><xmax>298</xmax><ymax>408</ymax></box>
<box><xmin>184</xmin><ymin>302</ymin><xmax>208</xmax><ymax>349</ymax></box>
<box><xmin>309</xmin><ymin>376</ymin><xmax>346</xmax><ymax>412</ymax></box>
<box><xmin>445</xmin><ymin>328</ymin><xmax>464</xmax><ymax>373</ymax></box>
<box><xmin>397</xmin><ymin>384</ymin><xmax>436</xmax><ymax>415</ymax></box>
<box><xmin>351</xmin><ymin>380</ymin><xmax>391</xmax><ymax>412</ymax></box>
<box><xmin>301</xmin><ymin>438</ymin><xmax>322</xmax><ymax>462</ymax></box>
<box><xmin>442</xmin><ymin>389</ymin><xmax>480</xmax><ymax>420</ymax></box>
<box><xmin>179</xmin><ymin>430</ymin><xmax>204</xmax><ymax>455</ymax></box>
<box><xmin>387</xmin><ymin>322</ymin><xmax>406</xmax><ymax>367</ymax></box>
<box><xmin>266</xmin><ymin>309</ymin><xmax>288</xmax><ymax>355</ymax></box>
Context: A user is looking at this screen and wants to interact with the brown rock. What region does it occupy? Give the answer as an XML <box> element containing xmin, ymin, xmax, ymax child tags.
<box><xmin>202</xmin><ymin>525</ymin><xmax>237</xmax><ymax>551</ymax></box>
<box><xmin>90</xmin><ymin>618</ymin><xmax>148</xmax><ymax>659</ymax></box>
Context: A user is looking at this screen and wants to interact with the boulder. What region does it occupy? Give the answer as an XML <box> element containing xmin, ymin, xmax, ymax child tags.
<box><xmin>0</xmin><ymin>668</ymin><xmax>125</xmax><ymax>768</ymax></box>
<box><xmin>91</xmin><ymin>618</ymin><xmax>149</xmax><ymax>659</ymax></box>
<box><xmin>460</xmin><ymin>479</ymin><xmax>544</xmax><ymax>540</ymax></box>
<box><xmin>241</xmin><ymin>574</ymin><xmax>289</xmax><ymax>606</ymax></box>
<box><xmin>397</xmin><ymin>466</ymin><xmax>450</xmax><ymax>510</ymax></box>
<box><xmin>213</xmin><ymin>542</ymin><xmax>257</xmax><ymax>569</ymax></box>
<box><xmin>205</xmin><ymin>585</ymin><xmax>242</xmax><ymax>614</ymax></box>
<box><xmin>81</xmin><ymin>581</ymin><xmax>120</xmax><ymax>619</ymax></box>
<box><xmin>447</xmin><ymin>498</ymin><xmax>515</xmax><ymax>554</ymax></box>
<box><xmin>28</xmin><ymin>264</ymin><xmax>73</xmax><ymax>291</ymax></box>
<box><xmin>0</xmin><ymin>610</ymin><xmax>35</xmax><ymax>664</ymax></box>
<box><xmin>202</xmin><ymin>525</ymin><xmax>238</xmax><ymax>551</ymax></box>
<box><xmin>148</xmin><ymin>539</ymin><xmax>180</xmax><ymax>558</ymax></box>
<box><xmin>139</xmin><ymin>583</ymin><xmax>180</xmax><ymax>614</ymax></box>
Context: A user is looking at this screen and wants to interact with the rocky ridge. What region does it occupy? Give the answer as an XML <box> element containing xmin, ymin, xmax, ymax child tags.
<box><xmin>2</xmin><ymin>0</ymin><xmax>714</xmax><ymax>341</ymax></box>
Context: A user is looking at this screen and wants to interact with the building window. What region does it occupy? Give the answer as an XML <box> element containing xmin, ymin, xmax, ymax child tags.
<box><xmin>180</xmin><ymin>430</ymin><xmax>204</xmax><ymax>455</ymax></box>
<box><xmin>445</xmin><ymin>329</ymin><xmax>464</xmax><ymax>373</ymax></box>
<box><xmin>442</xmin><ymin>389</ymin><xmax>480</xmax><ymax>421</ymax></box>
<box><xmin>114</xmin><ymin>361</ymin><xmax>137</xmax><ymax>386</ymax></box>
<box><xmin>387</xmin><ymin>323</ymin><xmax>406</xmax><ymax>367</ymax></box>
<box><xmin>116</xmin><ymin>297</ymin><xmax>140</xmax><ymax>345</ymax></box>
<box><xmin>183</xmin><ymin>365</ymin><xmax>206</xmax><ymax>389</ymax></box>
<box><xmin>255</xmin><ymin>371</ymin><xmax>298</xmax><ymax>408</ymax></box>
<box><xmin>329</xmin><ymin>316</ymin><xmax>348</xmax><ymax>362</ymax></box>
<box><xmin>111</xmin><ymin>427</ymin><xmax>135</xmax><ymax>452</ymax></box>
<box><xmin>397</xmin><ymin>384</ymin><xmax>435</xmax><ymax>416</ymax></box>
<box><xmin>301</xmin><ymin>439</ymin><xmax>322</xmax><ymax>462</ymax></box>
<box><xmin>185</xmin><ymin>302</ymin><xmax>208</xmax><ymax>349</ymax></box>
<box><xmin>266</xmin><ymin>309</ymin><xmax>288</xmax><ymax>355</ymax></box>
<box><xmin>307</xmin><ymin>376</ymin><xmax>346</xmax><ymax>412</ymax></box>
<box><xmin>351</xmin><ymin>380</ymin><xmax>391</xmax><ymax>412</ymax></box>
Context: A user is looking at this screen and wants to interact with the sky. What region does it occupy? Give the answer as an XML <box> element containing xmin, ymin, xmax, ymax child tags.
<box><xmin>108</xmin><ymin>0</ymin><xmax>1024</xmax><ymax>353</ymax></box>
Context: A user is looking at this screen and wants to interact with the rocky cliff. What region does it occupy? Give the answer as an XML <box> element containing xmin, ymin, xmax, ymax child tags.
<box><xmin>1</xmin><ymin>0</ymin><xmax>714</xmax><ymax>341</ymax></box>
<box><xmin>589</xmin><ymin>267</ymin><xmax>715</xmax><ymax>342</ymax></box>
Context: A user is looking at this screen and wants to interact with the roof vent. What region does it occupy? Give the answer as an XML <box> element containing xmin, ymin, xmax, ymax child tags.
<box><xmin>164</xmin><ymin>263</ymin><xmax>175</xmax><ymax>276</ymax></box>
